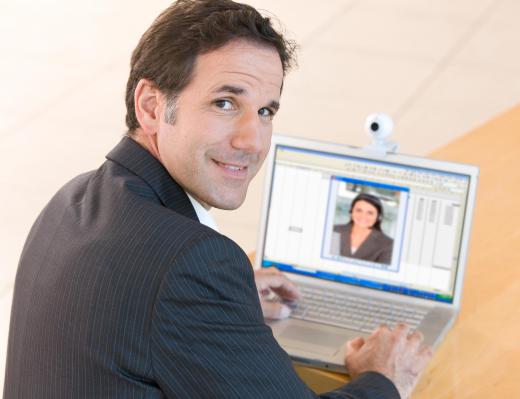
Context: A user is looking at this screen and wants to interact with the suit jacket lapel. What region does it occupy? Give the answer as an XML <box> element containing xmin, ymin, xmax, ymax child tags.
<box><xmin>339</xmin><ymin>224</ymin><xmax>353</xmax><ymax>257</ymax></box>
<box><xmin>106</xmin><ymin>137</ymin><xmax>198</xmax><ymax>222</ymax></box>
<box><xmin>354</xmin><ymin>229</ymin><xmax>380</xmax><ymax>259</ymax></box>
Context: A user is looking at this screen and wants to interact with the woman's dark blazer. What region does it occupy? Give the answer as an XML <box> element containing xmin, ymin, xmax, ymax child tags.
<box><xmin>333</xmin><ymin>223</ymin><xmax>394</xmax><ymax>264</ymax></box>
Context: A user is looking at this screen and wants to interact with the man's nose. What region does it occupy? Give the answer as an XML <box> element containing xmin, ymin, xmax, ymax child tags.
<box><xmin>231</xmin><ymin>110</ymin><xmax>264</xmax><ymax>153</ymax></box>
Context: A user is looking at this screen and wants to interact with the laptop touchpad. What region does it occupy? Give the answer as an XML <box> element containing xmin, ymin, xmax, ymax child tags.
<box><xmin>279</xmin><ymin>325</ymin><xmax>348</xmax><ymax>355</ymax></box>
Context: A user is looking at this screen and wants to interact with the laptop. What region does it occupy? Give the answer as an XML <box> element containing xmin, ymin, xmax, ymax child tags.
<box><xmin>255</xmin><ymin>134</ymin><xmax>479</xmax><ymax>374</ymax></box>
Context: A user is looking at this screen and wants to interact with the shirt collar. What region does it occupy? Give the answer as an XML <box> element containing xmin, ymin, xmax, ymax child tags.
<box><xmin>186</xmin><ymin>193</ymin><xmax>219</xmax><ymax>232</ymax></box>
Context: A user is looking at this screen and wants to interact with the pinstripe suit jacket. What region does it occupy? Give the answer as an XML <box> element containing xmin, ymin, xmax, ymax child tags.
<box><xmin>4</xmin><ymin>137</ymin><xmax>399</xmax><ymax>399</ymax></box>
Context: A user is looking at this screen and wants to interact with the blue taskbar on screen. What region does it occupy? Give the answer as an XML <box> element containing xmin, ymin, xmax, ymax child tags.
<box><xmin>262</xmin><ymin>260</ymin><xmax>453</xmax><ymax>303</ymax></box>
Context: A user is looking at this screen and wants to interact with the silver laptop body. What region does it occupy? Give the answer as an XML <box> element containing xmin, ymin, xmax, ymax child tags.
<box><xmin>255</xmin><ymin>135</ymin><xmax>479</xmax><ymax>374</ymax></box>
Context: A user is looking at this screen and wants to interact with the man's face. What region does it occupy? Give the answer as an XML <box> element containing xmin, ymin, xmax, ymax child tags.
<box><xmin>155</xmin><ymin>40</ymin><xmax>284</xmax><ymax>210</ymax></box>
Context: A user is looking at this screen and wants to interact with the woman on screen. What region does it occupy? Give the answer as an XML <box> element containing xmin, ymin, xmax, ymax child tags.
<box><xmin>333</xmin><ymin>193</ymin><xmax>393</xmax><ymax>264</ymax></box>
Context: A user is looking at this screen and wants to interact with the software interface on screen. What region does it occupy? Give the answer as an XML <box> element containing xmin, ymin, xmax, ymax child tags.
<box><xmin>262</xmin><ymin>145</ymin><xmax>471</xmax><ymax>303</ymax></box>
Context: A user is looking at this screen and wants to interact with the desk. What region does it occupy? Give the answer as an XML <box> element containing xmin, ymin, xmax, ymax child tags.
<box><xmin>256</xmin><ymin>104</ymin><xmax>520</xmax><ymax>397</ymax></box>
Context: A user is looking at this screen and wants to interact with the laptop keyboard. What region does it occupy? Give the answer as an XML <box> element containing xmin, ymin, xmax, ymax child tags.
<box><xmin>289</xmin><ymin>285</ymin><xmax>427</xmax><ymax>333</ymax></box>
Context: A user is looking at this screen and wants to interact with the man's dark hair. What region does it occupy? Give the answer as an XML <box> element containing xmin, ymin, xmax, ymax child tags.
<box><xmin>125</xmin><ymin>0</ymin><xmax>297</xmax><ymax>133</ymax></box>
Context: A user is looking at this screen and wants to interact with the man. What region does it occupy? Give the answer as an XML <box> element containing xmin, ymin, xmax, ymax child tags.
<box><xmin>4</xmin><ymin>1</ymin><xmax>432</xmax><ymax>398</ymax></box>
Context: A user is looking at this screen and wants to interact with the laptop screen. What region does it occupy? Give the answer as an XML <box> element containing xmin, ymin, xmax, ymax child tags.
<box><xmin>261</xmin><ymin>144</ymin><xmax>472</xmax><ymax>303</ymax></box>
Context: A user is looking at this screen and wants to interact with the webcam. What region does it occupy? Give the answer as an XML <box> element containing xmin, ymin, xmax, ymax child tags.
<box><xmin>363</xmin><ymin>113</ymin><xmax>398</xmax><ymax>156</ymax></box>
<box><xmin>364</xmin><ymin>113</ymin><xmax>394</xmax><ymax>141</ymax></box>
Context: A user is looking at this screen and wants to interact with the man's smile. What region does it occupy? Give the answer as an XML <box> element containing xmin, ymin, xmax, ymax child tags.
<box><xmin>213</xmin><ymin>159</ymin><xmax>249</xmax><ymax>177</ymax></box>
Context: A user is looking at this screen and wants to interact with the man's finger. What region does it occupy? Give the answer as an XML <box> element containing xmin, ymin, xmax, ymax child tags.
<box><xmin>394</xmin><ymin>322</ymin><xmax>410</xmax><ymax>335</ymax></box>
<box><xmin>406</xmin><ymin>330</ymin><xmax>424</xmax><ymax>352</ymax></box>
<box><xmin>255</xmin><ymin>271</ymin><xmax>301</xmax><ymax>300</ymax></box>
<box><xmin>346</xmin><ymin>336</ymin><xmax>365</xmax><ymax>355</ymax></box>
<box><xmin>260</xmin><ymin>300</ymin><xmax>291</xmax><ymax>320</ymax></box>
<box><xmin>408</xmin><ymin>345</ymin><xmax>434</xmax><ymax>375</ymax></box>
<box><xmin>370</xmin><ymin>323</ymin><xmax>391</xmax><ymax>338</ymax></box>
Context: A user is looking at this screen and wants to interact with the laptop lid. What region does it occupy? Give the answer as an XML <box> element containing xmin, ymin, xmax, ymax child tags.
<box><xmin>255</xmin><ymin>135</ymin><xmax>479</xmax><ymax>309</ymax></box>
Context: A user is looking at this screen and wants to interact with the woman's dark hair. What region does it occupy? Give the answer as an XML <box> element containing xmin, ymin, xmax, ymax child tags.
<box><xmin>349</xmin><ymin>193</ymin><xmax>384</xmax><ymax>230</ymax></box>
<box><xmin>125</xmin><ymin>0</ymin><xmax>297</xmax><ymax>133</ymax></box>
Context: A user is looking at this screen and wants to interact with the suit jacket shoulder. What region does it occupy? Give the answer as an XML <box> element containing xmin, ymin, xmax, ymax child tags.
<box><xmin>4</xmin><ymin>138</ymin><xmax>399</xmax><ymax>399</ymax></box>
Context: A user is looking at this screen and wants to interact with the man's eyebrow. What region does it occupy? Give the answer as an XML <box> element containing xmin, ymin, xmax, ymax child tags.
<box><xmin>213</xmin><ymin>84</ymin><xmax>280</xmax><ymax>111</ymax></box>
<box><xmin>213</xmin><ymin>85</ymin><xmax>245</xmax><ymax>95</ymax></box>
<box><xmin>269</xmin><ymin>101</ymin><xmax>280</xmax><ymax>111</ymax></box>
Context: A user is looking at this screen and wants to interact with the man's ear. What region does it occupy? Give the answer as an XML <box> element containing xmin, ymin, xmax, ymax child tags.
<box><xmin>134</xmin><ymin>79</ymin><xmax>162</xmax><ymax>136</ymax></box>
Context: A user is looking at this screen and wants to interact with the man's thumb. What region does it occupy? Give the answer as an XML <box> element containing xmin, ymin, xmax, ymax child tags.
<box><xmin>346</xmin><ymin>336</ymin><xmax>365</xmax><ymax>354</ymax></box>
<box><xmin>261</xmin><ymin>300</ymin><xmax>291</xmax><ymax>320</ymax></box>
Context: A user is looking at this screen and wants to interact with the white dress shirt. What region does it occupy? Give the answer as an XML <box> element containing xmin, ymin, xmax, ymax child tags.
<box><xmin>186</xmin><ymin>193</ymin><xmax>219</xmax><ymax>232</ymax></box>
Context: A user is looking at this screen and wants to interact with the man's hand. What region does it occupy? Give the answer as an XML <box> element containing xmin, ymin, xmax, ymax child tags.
<box><xmin>254</xmin><ymin>267</ymin><xmax>301</xmax><ymax>320</ymax></box>
<box><xmin>345</xmin><ymin>323</ymin><xmax>433</xmax><ymax>399</ymax></box>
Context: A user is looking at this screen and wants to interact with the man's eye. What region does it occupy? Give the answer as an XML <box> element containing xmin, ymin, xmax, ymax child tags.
<box><xmin>258</xmin><ymin>107</ymin><xmax>274</xmax><ymax>119</ymax></box>
<box><xmin>215</xmin><ymin>99</ymin><xmax>234</xmax><ymax>110</ymax></box>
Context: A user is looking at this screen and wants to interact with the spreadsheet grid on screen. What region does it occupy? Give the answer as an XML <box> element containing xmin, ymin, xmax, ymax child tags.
<box><xmin>261</xmin><ymin>145</ymin><xmax>471</xmax><ymax>303</ymax></box>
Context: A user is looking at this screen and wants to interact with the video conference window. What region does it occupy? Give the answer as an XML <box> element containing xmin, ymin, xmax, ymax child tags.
<box><xmin>262</xmin><ymin>145</ymin><xmax>470</xmax><ymax>302</ymax></box>
<box><xmin>322</xmin><ymin>177</ymin><xmax>409</xmax><ymax>272</ymax></box>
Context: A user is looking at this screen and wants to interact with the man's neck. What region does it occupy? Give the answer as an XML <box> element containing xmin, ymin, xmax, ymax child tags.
<box><xmin>130</xmin><ymin>132</ymin><xmax>212</xmax><ymax>211</ymax></box>
<box><xmin>130</xmin><ymin>131</ymin><xmax>162</xmax><ymax>161</ymax></box>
